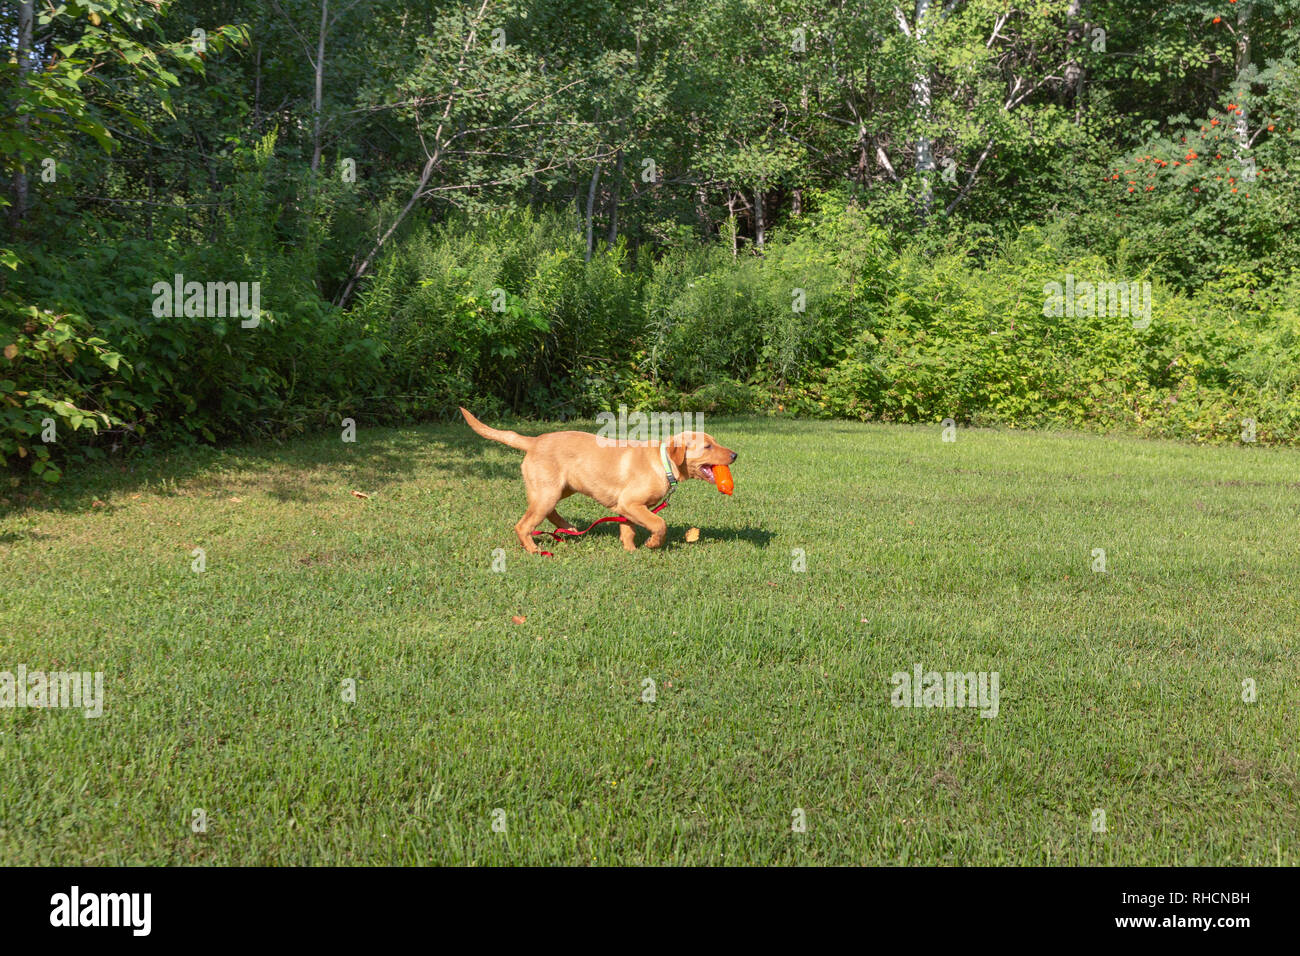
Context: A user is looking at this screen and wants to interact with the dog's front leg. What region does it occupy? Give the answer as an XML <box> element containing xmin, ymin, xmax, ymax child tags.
<box><xmin>621</xmin><ymin>503</ymin><xmax>668</xmax><ymax>550</ymax></box>
<box><xmin>546</xmin><ymin>508</ymin><xmax>578</xmax><ymax>532</ymax></box>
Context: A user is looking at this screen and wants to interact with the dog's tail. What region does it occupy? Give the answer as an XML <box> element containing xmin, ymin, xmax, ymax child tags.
<box><xmin>459</xmin><ymin>407</ymin><xmax>536</xmax><ymax>452</ymax></box>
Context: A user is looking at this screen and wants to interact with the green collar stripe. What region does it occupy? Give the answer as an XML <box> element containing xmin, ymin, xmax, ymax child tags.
<box><xmin>660</xmin><ymin>442</ymin><xmax>677</xmax><ymax>486</ymax></box>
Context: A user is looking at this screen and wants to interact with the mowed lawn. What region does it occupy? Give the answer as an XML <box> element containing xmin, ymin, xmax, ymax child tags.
<box><xmin>1</xmin><ymin>417</ymin><xmax>1297</xmax><ymax>865</ymax></box>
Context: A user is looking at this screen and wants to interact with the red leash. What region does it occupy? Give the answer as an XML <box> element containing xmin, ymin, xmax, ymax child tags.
<box><xmin>531</xmin><ymin>501</ymin><xmax>669</xmax><ymax>556</ymax></box>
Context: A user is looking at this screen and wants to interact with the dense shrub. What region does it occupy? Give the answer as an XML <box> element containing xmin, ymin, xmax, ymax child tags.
<box><xmin>1</xmin><ymin>137</ymin><xmax>385</xmax><ymax>482</ymax></box>
<box><xmin>6</xmin><ymin>199</ymin><xmax>1300</xmax><ymax>485</ymax></box>
<box><xmin>352</xmin><ymin>208</ymin><xmax>643</xmax><ymax>420</ymax></box>
<box><xmin>813</xmin><ymin>229</ymin><xmax>1300</xmax><ymax>445</ymax></box>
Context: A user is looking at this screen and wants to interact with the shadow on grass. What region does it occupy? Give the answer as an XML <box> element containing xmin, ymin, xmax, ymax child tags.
<box><xmin>422</xmin><ymin>434</ymin><xmax>518</xmax><ymax>482</ymax></box>
<box><xmin>0</xmin><ymin>529</ymin><xmax>55</xmax><ymax>545</ymax></box>
<box><xmin>3</xmin><ymin>415</ymin><xmax>792</xmax><ymax>519</ymax></box>
<box><xmin>693</xmin><ymin>524</ymin><xmax>774</xmax><ymax>548</ymax></box>
<box><xmin>519</xmin><ymin>520</ymin><xmax>772</xmax><ymax>552</ymax></box>
<box><xmin>3</xmin><ymin>422</ymin><xmax>519</xmax><ymax>517</ymax></box>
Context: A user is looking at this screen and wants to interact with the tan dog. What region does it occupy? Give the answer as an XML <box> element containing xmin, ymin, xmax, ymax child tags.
<box><xmin>460</xmin><ymin>408</ymin><xmax>737</xmax><ymax>553</ymax></box>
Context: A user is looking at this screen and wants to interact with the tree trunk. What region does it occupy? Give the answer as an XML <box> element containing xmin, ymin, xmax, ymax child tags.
<box><xmin>336</xmin><ymin>0</ymin><xmax>492</xmax><ymax>307</ymax></box>
<box><xmin>1235</xmin><ymin>3</ymin><xmax>1252</xmax><ymax>154</ymax></box>
<box><xmin>1064</xmin><ymin>1</ymin><xmax>1086</xmax><ymax>121</ymax></box>
<box><xmin>856</xmin><ymin>124</ymin><xmax>871</xmax><ymax>183</ymax></box>
<box><xmin>695</xmin><ymin>184</ymin><xmax>709</xmax><ymax>237</ymax></box>
<box><xmin>584</xmin><ymin>162</ymin><xmax>602</xmax><ymax>262</ymax></box>
<box><xmin>310</xmin><ymin>0</ymin><xmax>328</xmax><ymax>177</ymax></box>
<box><xmin>10</xmin><ymin>0</ymin><xmax>34</xmax><ymax>231</ymax></box>
<box><xmin>911</xmin><ymin>0</ymin><xmax>934</xmax><ymax>223</ymax></box>
<box><xmin>606</xmin><ymin>149</ymin><xmax>622</xmax><ymax>248</ymax></box>
<box><xmin>727</xmin><ymin>194</ymin><xmax>738</xmax><ymax>257</ymax></box>
<box><xmin>254</xmin><ymin>45</ymin><xmax>263</xmax><ymax>130</ymax></box>
<box><xmin>754</xmin><ymin>188</ymin><xmax>765</xmax><ymax>249</ymax></box>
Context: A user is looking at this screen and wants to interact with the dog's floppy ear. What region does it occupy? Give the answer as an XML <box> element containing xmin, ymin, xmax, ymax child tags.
<box><xmin>663</xmin><ymin>433</ymin><xmax>687</xmax><ymax>467</ymax></box>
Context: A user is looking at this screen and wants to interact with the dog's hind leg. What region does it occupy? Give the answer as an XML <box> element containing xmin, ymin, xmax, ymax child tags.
<box><xmin>515</xmin><ymin>461</ymin><xmax>562</xmax><ymax>554</ymax></box>
<box><xmin>515</xmin><ymin>498</ymin><xmax>557</xmax><ymax>554</ymax></box>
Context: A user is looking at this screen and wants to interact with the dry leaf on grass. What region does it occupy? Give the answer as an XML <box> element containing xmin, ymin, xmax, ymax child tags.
<box><xmin>350</xmin><ymin>490</ymin><xmax>370</xmax><ymax>499</ymax></box>
<box><xmin>511</xmin><ymin>615</ymin><xmax>526</xmax><ymax>625</ymax></box>
<box><xmin>684</xmin><ymin>527</ymin><xmax>700</xmax><ymax>542</ymax></box>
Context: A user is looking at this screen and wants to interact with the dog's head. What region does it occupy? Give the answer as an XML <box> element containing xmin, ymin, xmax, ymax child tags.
<box><xmin>663</xmin><ymin>431</ymin><xmax>737</xmax><ymax>486</ymax></box>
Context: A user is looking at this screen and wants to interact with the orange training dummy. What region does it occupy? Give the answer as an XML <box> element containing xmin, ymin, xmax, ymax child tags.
<box><xmin>713</xmin><ymin>464</ymin><xmax>734</xmax><ymax>495</ymax></box>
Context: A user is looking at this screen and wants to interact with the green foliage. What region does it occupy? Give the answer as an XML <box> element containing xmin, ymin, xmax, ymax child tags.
<box><xmin>0</xmin><ymin>305</ymin><xmax>120</xmax><ymax>483</ymax></box>
<box><xmin>353</xmin><ymin>208</ymin><xmax>642</xmax><ymax>420</ymax></box>
<box><xmin>815</xmin><ymin>228</ymin><xmax>1300</xmax><ymax>446</ymax></box>
<box><xmin>4</xmin><ymin>0</ymin><xmax>1300</xmax><ymax>482</ymax></box>
<box><xmin>1</xmin><ymin>229</ymin><xmax>384</xmax><ymax>480</ymax></box>
<box><xmin>0</xmin><ymin>0</ymin><xmax>245</xmax><ymax>172</ymax></box>
<box><xmin>347</xmin><ymin>201</ymin><xmax>1300</xmax><ymax>449</ymax></box>
<box><xmin>1066</xmin><ymin>64</ymin><xmax>1300</xmax><ymax>292</ymax></box>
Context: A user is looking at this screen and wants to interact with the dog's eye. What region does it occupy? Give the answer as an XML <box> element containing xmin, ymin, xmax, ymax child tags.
<box><xmin>704</xmin><ymin>444</ymin><xmax>712</xmax><ymax>449</ymax></box>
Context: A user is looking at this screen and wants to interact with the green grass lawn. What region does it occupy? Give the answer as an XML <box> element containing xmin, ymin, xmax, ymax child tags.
<box><xmin>1</xmin><ymin>417</ymin><xmax>1297</xmax><ymax>865</ymax></box>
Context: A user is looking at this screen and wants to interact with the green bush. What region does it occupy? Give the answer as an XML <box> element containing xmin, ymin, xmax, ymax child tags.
<box><xmin>7</xmin><ymin>197</ymin><xmax>1300</xmax><ymax>487</ymax></box>
<box><xmin>2</xmin><ymin>235</ymin><xmax>384</xmax><ymax>481</ymax></box>
<box><xmin>352</xmin><ymin>208</ymin><xmax>644</xmax><ymax>419</ymax></box>
<box><xmin>815</xmin><ymin>228</ymin><xmax>1300</xmax><ymax>445</ymax></box>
